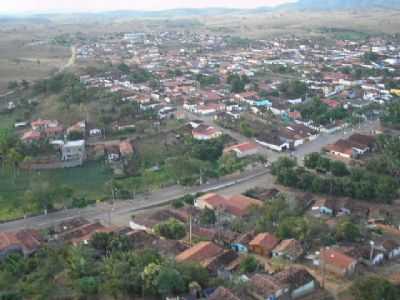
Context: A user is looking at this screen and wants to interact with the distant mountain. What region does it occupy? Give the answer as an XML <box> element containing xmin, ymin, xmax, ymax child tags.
<box><xmin>282</xmin><ymin>0</ymin><xmax>400</xmax><ymax>10</ymax></box>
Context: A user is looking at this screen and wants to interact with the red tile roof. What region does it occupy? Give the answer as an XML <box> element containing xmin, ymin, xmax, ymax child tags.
<box><xmin>321</xmin><ymin>248</ymin><xmax>357</xmax><ymax>269</ymax></box>
<box><xmin>176</xmin><ymin>241</ymin><xmax>223</xmax><ymax>264</ymax></box>
<box><xmin>249</xmin><ymin>233</ymin><xmax>280</xmax><ymax>251</ymax></box>
<box><xmin>0</xmin><ymin>229</ymin><xmax>42</xmax><ymax>254</ymax></box>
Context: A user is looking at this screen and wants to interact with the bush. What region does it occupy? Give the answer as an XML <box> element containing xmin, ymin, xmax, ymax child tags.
<box><xmin>154</xmin><ymin>218</ymin><xmax>186</xmax><ymax>240</ymax></box>
<box><xmin>239</xmin><ymin>255</ymin><xmax>260</xmax><ymax>274</ymax></box>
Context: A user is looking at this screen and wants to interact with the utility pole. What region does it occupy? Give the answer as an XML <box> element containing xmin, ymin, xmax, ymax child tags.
<box><xmin>321</xmin><ymin>248</ymin><xmax>326</xmax><ymax>289</ymax></box>
<box><xmin>189</xmin><ymin>215</ymin><xmax>193</xmax><ymax>247</ymax></box>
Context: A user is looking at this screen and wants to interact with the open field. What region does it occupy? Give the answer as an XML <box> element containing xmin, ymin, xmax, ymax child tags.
<box><xmin>201</xmin><ymin>10</ymin><xmax>400</xmax><ymax>39</ymax></box>
<box><xmin>0</xmin><ymin>161</ymin><xmax>112</xmax><ymax>221</ymax></box>
<box><xmin>0</xmin><ymin>25</ymin><xmax>70</xmax><ymax>92</ymax></box>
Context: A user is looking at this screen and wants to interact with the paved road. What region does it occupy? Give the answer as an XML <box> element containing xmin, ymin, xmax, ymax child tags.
<box><xmin>0</xmin><ymin>167</ymin><xmax>271</xmax><ymax>231</ymax></box>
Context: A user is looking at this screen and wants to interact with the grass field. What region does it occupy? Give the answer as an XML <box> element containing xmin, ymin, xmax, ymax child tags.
<box><xmin>0</xmin><ymin>161</ymin><xmax>112</xmax><ymax>221</ymax></box>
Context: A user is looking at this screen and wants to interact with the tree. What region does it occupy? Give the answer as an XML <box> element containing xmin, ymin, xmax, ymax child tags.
<box><xmin>239</xmin><ymin>121</ymin><xmax>254</xmax><ymax>137</ymax></box>
<box><xmin>239</xmin><ymin>255</ymin><xmax>259</xmax><ymax>273</ymax></box>
<box><xmin>276</xmin><ymin>217</ymin><xmax>309</xmax><ymax>241</ymax></box>
<box><xmin>351</xmin><ymin>276</ymin><xmax>400</xmax><ymax>300</ymax></box>
<box><xmin>200</xmin><ymin>207</ymin><xmax>216</xmax><ymax>225</ymax></box>
<box><xmin>304</xmin><ymin>153</ymin><xmax>322</xmax><ymax>169</ymax></box>
<box><xmin>155</xmin><ymin>267</ymin><xmax>184</xmax><ymax>296</ymax></box>
<box><xmin>117</xmin><ymin>63</ymin><xmax>130</xmax><ymax>74</ymax></box>
<box><xmin>330</xmin><ymin>160</ymin><xmax>349</xmax><ymax>177</ymax></box>
<box><xmin>154</xmin><ymin>218</ymin><xmax>186</xmax><ymax>240</ymax></box>
<box><xmin>335</xmin><ymin>219</ymin><xmax>361</xmax><ymax>242</ymax></box>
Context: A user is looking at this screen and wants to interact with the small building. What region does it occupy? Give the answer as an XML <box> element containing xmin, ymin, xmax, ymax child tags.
<box><xmin>0</xmin><ymin>229</ymin><xmax>42</xmax><ymax>259</ymax></box>
<box><xmin>255</xmin><ymin>135</ymin><xmax>290</xmax><ymax>152</ymax></box>
<box><xmin>319</xmin><ymin>248</ymin><xmax>357</xmax><ymax>277</ymax></box>
<box><xmin>119</xmin><ymin>140</ymin><xmax>134</xmax><ymax>158</ymax></box>
<box><xmin>194</xmin><ymin>193</ymin><xmax>262</xmax><ymax>218</ymax></box>
<box><xmin>272</xmin><ymin>239</ymin><xmax>304</xmax><ymax>261</ymax></box>
<box><xmin>249</xmin><ymin>273</ymin><xmax>290</xmax><ymax>300</ymax></box>
<box><xmin>208</xmin><ymin>287</ymin><xmax>239</xmax><ymax>300</ymax></box>
<box><xmin>224</xmin><ymin>142</ymin><xmax>258</xmax><ymax>158</ymax></box>
<box><xmin>381</xmin><ymin>240</ymin><xmax>400</xmax><ymax>260</ymax></box>
<box><xmin>192</xmin><ymin>124</ymin><xmax>222</xmax><ymax>140</ymax></box>
<box><xmin>249</xmin><ymin>233</ymin><xmax>280</xmax><ymax>257</ymax></box>
<box><xmin>176</xmin><ymin>241</ymin><xmax>223</xmax><ymax>265</ymax></box>
<box><xmin>273</xmin><ymin>267</ymin><xmax>316</xmax><ymax>299</ymax></box>
<box><xmin>61</xmin><ymin>140</ymin><xmax>85</xmax><ymax>161</ymax></box>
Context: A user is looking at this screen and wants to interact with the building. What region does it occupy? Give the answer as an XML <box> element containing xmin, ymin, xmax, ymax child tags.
<box><xmin>0</xmin><ymin>229</ymin><xmax>42</xmax><ymax>259</ymax></box>
<box><xmin>208</xmin><ymin>287</ymin><xmax>240</xmax><ymax>300</ymax></box>
<box><xmin>255</xmin><ymin>134</ymin><xmax>290</xmax><ymax>152</ymax></box>
<box><xmin>119</xmin><ymin>140</ymin><xmax>134</xmax><ymax>158</ymax></box>
<box><xmin>319</xmin><ymin>248</ymin><xmax>357</xmax><ymax>277</ymax></box>
<box><xmin>224</xmin><ymin>142</ymin><xmax>259</xmax><ymax>158</ymax></box>
<box><xmin>325</xmin><ymin>134</ymin><xmax>375</xmax><ymax>159</ymax></box>
<box><xmin>194</xmin><ymin>193</ymin><xmax>263</xmax><ymax>218</ymax></box>
<box><xmin>249</xmin><ymin>233</ymin><xmax>280</xmax><ymax>257</ymax></box>
<box><xmin>249</xmin><ymin>273</ymin><xmax>290</xmax><ymax>300</ymax></box>
<box><xmin>273</xmin><ymin>267</ymin><xmax>316</xmax><ymax>299</ymax></box>
<box><xmin>272</xmin><ymin>239</ymin><xmax>304</xmax><ymax>261</ymax></box>
<box><xmin>192</xmin><ymin>124</ymin><xmax>222</xmax><ymax>140</ymax></box>
<box><xmin>176</xmin><ymin>241</ymin><xmax>223</xmax><ymax>267</ymax></box>
<box><xmin>61</xmin><ymin>140</ymin><xmax>85</xmax><ymax>161</ymax></box>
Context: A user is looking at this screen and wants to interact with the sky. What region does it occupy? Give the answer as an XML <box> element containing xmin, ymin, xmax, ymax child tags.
<box><xmin>0</xmin><ymin>0</ymin><xmax>296</xmax><ymax>13</ymax></box>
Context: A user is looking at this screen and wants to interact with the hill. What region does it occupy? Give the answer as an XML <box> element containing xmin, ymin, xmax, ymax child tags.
<box><xmin>282</xmin><ymin>0</ymin><xmax>400</xmax><ymax>10</ymax></box>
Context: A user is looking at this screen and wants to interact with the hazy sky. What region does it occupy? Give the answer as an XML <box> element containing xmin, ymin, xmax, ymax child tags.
<box><xmin>0</xmin><ymin>0</ymin><xmax>296</xmax><ymax>13</ymax></box>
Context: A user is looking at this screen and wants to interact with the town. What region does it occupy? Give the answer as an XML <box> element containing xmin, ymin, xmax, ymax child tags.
<box><xmin>0</xmin><ymin>3</ymin><xmax>400</xmax><ymax>300</ymax></box>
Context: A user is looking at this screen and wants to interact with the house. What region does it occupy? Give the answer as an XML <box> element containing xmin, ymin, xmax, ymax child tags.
<box><xmin>194</xmin><ymin>193</ymin><xmax>262</xmax><ymax>218</ymax></box>
<box><xmin>0</xmin><ymin>229</ymin><xmax>42</xmax><ymax>259</ymax></box>
<box><xmin>319</xmin><ymin>248</ymin><xmax>357</xmax><ymax>277</ymax></box>
<box><xmin>325</xmin><ymin>139</ymin><xmax>354</xmax><ymax>159</ymax></box>
<box><xmin>21</xmin><ymin>130</ymin><xmax>42</xmax><ymax>143</ymax></box>
<box><xmin>67</xmin><ymin>121</ymin><xmax>86</xmax><ymax>135</ymax></box>
<box><xmin>272</xmin><ymin>239</ymin><xmax>304</xmax><ymax>261</ymax></box>
<box><xmin>249</xmin><ymin>233</ymin><xmax>280</xmax><ymax>257</ymax></box>
<box><xmin>249</xmin><ymin>273</ymin><xmax>290</xmax><ymax>300</ymax></box>
<box><xmin>326</xmin><ymin>134</ymin><xmax>375</xmax><ymax>159</ymax></box>
<box><xmin>119</xmin><ymin>140</ymin><xmax>134</xmax><ymax>158</ymax></box>
<box><xmin>231</xmin><ymin>231</ymin><xmax>255</xmax><ymax>253</ymax></box>
<box><xmin>312</xmin><ymin>198</ymin><xmax>336</xmax><ymax>216</ymax></box>
<box><xmin>61</xmin><ymin>140</ymin><xmax>85</xmax><ymax>161</ymax></box>
<box><xmin>273</xmin><ymin>267</ymin><xmax>316</xmax><ymax>299</ymax></box>
<box><xmin>255</xmin><ymin>134</ymin><xmax>290</xmax><ymax>152</ymax></box>
<box><xmin>208</xmin><ymin>287</ymin><xmax>240</xmax><ymax>300</ymax></box>
<box><xmin>31</xmin><ymin>119</ymin><xmax>59</xmax><ymax>131</ymax></box>
<box><xmin>224</xmin><ymin>142</ymin><xmax>258</xmax><ymax>158</ymax></box>
<box><xmin>381</xmin><ymin>240</ymin><xmax>400</xmax><ymax>260</ymax></box>
<box><xmin>176</xmin><ymin>241</ymin><xmax>223</xmax><ymax>267</ymax></box>
<box><xmin>192</xmin><ymin>124</ymin><xmax>222</xmax><ymax>140</ymax></box>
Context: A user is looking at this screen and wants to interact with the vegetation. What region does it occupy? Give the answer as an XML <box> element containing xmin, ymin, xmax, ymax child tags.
<box><xmin>0</xmin><ymin>235</ymin><xmax>209</xmax><ymax>299</ymax></box>
<box><xmin>154</xmin><ymin>218</ymin><xmax>186</xmax><ymax>240</ymax></box>
<box><xmin>382</xmin><ymin>98</ymin><xmax>400</xmax><ymax>129</ymax></box>
<box><xmin>351</xmin><ymin>276</ymin><xmax>400</xmax><ymax>300</ymax></box>
<box><xmin>196</xmin><ymin>74</ymin><xmax>220</xmax><ymax>87</ymax></box>
<box><xmin>279</xmin><ymin>80</ymin><xmax>307</xmax><ymax>99</ymax></box>
<box><xmin>227</xmin><ymin>74</ymin><xmax>250</xmax><ymax>93</ymax></box>
<box><xmin>271</xmin><ymin>156</ymin><xmax>398</xmax><ymax>203</ymax></box>
<box><xmin>297</xmin><ymin>97</ymin><xmax>349</xmax><ymax>126</ymax></box>
<box><xmin>239</xmin><ymin>255</ymin><xmax>260</xmax><ymax>274</ymax></box>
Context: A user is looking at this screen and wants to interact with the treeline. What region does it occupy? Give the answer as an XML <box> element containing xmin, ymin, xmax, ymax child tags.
<box><xmin>271</xmin><ymin>156</ymin><xmax>398</xmax><ymax>203</ymax></box>
<box><xmin>0</xmin><ymin>232</ymin><xmax>209</xmax><ymax>299</ymax></box>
